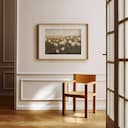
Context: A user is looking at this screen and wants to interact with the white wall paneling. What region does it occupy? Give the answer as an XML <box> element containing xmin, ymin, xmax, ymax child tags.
<box><xmin>17</xmin><ymin>0</ymin><xmax>106</xmax><ymax>74</ymax></box>
<box><xmin>20</xmin><ymin>79</ymin><xmax>66</xmax><ymax>101</ymax></box>
<box><xmin>16</xmin><ymin>74</ymin><xmax>106</xmax><ymax>110</ymax></box>
<box><xmin>16</xmin><ymin>0</ymin><xmax>106</xmax><ymax>110</ymax></box>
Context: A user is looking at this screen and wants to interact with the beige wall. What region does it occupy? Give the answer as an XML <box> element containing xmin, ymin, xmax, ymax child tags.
<box><xmin>16</xmin><ymin>0</ymin><xmax>106</xmax><ymax>110</ymax></box>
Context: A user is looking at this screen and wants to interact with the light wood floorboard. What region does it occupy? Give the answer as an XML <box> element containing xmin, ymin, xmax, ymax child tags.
<box><xmin>0</xmin><ymin>110</ymin><xmax>106</xmax><ymax>128</ymax></box>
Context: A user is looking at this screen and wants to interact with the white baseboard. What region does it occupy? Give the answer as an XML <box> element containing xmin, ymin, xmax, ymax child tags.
<box><xmin>16</xmin><ymin>100</ymin><xmax>106</xmax><ymax>110</ymax></box>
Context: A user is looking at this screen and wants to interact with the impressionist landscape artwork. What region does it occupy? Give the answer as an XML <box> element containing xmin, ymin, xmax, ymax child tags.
<box><xmin>38</xmin><ymin>24</ymin><xmax>88</xmax><ymax>60</ymax></box>
<box><xmin>45</xmin><ymin>29</ymin><xmax>81</xmax><ymax>54</ymax></box>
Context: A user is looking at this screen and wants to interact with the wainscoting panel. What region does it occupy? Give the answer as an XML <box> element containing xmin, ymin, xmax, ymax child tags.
<box><xmin>16</xmin><ymin>74</ymin><xmax>106</xmax><ymax>110</ymax></box>
<box><xmin>3</xmin><ymin>71</ymin><xmax>14</xmax><ymax>90</ymax></box>
<box><xmin>20</xmin><ymin>79</ymin><xmax>63</xmax><ymax>101</ymax></box>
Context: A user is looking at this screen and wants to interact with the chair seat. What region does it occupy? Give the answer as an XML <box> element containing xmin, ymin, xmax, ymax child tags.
<box><xmin>64</xmin><ymin>91</ymin><xmax>96</xmax><ymax>98</ymax></box>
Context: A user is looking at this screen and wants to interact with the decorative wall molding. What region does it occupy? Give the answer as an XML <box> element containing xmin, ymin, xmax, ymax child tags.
<box><xmin>17</xmin><ymin>72</ymin><xmax>106</xmax><ymax>76</ymax></box>
<box><xmin>0</xmin><ymin>66</ymin><xmax>14</xmax><ymax>69</ymax></box>
<box><xmin>0</xmin><ymin>92</ymin><xmax>13</xmax><ymax>96</ymax></box>
<box><xmin>17</xmin><ymin>72</ymin><xmax>73</xmax><ymax>76</ymax></box>
<box><xmin>19</xmin><ymin>78</ymin><xmax>69</xmax><ymax>101</ymax></box>
<box><xmin>17</xmin><ymin>73</ymin><xmax>106</xmax><ymax>82</ymax></box>
<box><xmin>2</xmin><ymin>0</ymin><xmax>15</xmax><ymax>63</ymax></box>
<box><xmin>2</xmin><ymin>0</ymin><xmax>5</xmax><ymax>62</ymax></box>
<box><xmin>0</xmin><ymin>0</ymin><xmax>16</xmax><ymax>97</ymax></box>
<box><xmin>2</xmin><ymin>71</ymin><xmax>14</xmax><ymax>90</ymax></box>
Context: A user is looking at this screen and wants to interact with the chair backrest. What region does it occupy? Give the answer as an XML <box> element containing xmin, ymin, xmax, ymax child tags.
<box><xmin>73</xmin><ymin>74</ymin><xmax>96</xmax><ymax>83</ymax></box>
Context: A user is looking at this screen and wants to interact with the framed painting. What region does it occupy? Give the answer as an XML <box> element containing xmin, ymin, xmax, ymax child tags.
<box><xmin>38</xmin><ymin>24</ymin><xmax>88</xmax><ymax>60</ymax></box>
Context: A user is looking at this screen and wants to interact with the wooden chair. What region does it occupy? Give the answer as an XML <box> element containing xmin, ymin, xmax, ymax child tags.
<box><xmin>62</xmin><ymin>74</ymin><xmax>96</xmax><ymax>118</ymax></box>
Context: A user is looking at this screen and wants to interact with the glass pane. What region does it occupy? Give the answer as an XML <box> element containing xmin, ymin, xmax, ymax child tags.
<box><xmin>109</xmin><ymin>0</ymin><xmax>114</xmax><ymax>31</ymax></box>
<box><xmin>125</xmin><ymin>0</ymin><xmax>128</xmax><ymax>18</ymax></box>
<box><xmin>125</xmin><ymin>62</ymin><xmax>128</xmax><ymax>99</ymax></box>
<box><xmin>107</xmin><ymin>5</ymin><xmax>110</xmax><ymax>32</ymax></box>
<box><xmin>119</xmin><ymin>62</ymin><xmax>124</xmax><ymax>96</ymax></box>
<box><xmin>107</xmin><ymin>35</ymin><xmax>109</xmax><ymax>61</ymax></box>
<box><xmin>118</xmin><ymin>23</ymin><xmax>124</xmax><ymax>58</ymax></box>
<box><xmin>109</xmin><ymin>92</ymin><xmax>114</xmax><ymax>120</ymax></box>
<box><xmin>119</xmin><ymin>0</ymin><xmax>124</xmax><ymax>21</ymax></box>
<box><xmin>108</xmin><ymin>64</ymin><xmax>114</xmax><ymax>90</ymax></box>
<box><xmin>107</xmin><ymin>65</ymin><xmax>109</xmax><ymax>89</ymax></box>
<box><xmin>118</xmin><ymin>97</ymin><xmax>124</xmax><ymax>128</ymax></box>
<box><xmin>107</xmin><ymin>90</ymin><xmax>110</xmax><ymax>115</ymax></box>
<box><xmin>109</xmin><ymin>34</ymin><xmax>114</xmax><ymax>61</ymax></box>
<box><xmin>125</xmin><ymin>21</ymin><xmax>128</xmax><ymax>58</ymax></box>
<box><xmin>125</xmin><ymin>101</ymin><xmax>128</xmax><ymax>128</ymax></box>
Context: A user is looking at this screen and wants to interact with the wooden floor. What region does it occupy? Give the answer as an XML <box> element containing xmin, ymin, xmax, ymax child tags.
<box><xmin>0</xmin><ymin>110</ymin><xmax>106</xmax><ymax>128</ymax></box>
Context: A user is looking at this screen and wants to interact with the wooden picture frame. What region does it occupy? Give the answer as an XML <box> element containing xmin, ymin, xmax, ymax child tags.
<box><xmin>38</xmin><ymin>24</ymin><xmax>88</xmax><ymax>60</ymax></box>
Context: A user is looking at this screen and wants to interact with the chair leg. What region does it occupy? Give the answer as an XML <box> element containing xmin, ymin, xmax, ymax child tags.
<box><xmin>62</xmin><ymin>95</ymin><xmax>66</xmax><ymax>115</ymax></box>
<box><xmin>62</xmin><ymin>83</ymin><xmax>66</xmax><ymax>115</ymax></box>
<box><xmin>73</xmin><ymin>97</ymin><xmax>76</xmax><ymax>112</ymax></box>
<box><xmin>73</xmin><ymin>82</ymin><xmax>76</xmax><ymax>112</ymax></box>
<box><xmin>93</xmin><ymin>96</ymin><xmax>96</xmax><ymax>113</ymax></box>
<box><xmin>84</xmin><ymin>85</ymin><xmax>88</xmax><ymax>118</ymax></box>
<box><xmin>93</xmin><ymin>83</ymin><xmax>96</xmax><ymax>113</ymax></box>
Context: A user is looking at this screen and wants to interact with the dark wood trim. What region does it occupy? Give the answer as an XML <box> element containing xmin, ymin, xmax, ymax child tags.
<box><xmin>37</xmin><ymin>24</ymin><xmax>39</xmax><ymax>59</ymax></box>
<box><xmin>106</xmin><ymin>0</ymin><xmax>116</xmax><ymax>126</ymax></box>
<box><xmin>0</xmin><ymin>66</ymin><xmax>15</xmax><ymax>68</ymax></box>
<box><xmin>118</xmin><ymin>95</ymin><xmax>128</xmax><ymax>102</ymax></box>
<box><xmin>64</xmin><ymin>94</ymin><xmax>85</xmax><ymax>98</ymax></box>
<box><xmin>125</xmin><ymin>99</ymin><xmax>128</xmax><ymax>102</ymax></box>
<box><xmin>114</xmin><ymin>0</ymin><xmax>119</xmax><ymax>127</ymax></box>
<box><xmin>107</xmin><ymin>0</ymin><xmax>112</xmax><ymax>5</ymax></box>
<box><xmin>107</xmin><ymin>31</ymin><xmax>115</xmax><ymax>35</ymax></box>
<box><xmin>84</xmin><ymin>85</ymin><xmax>87</xmax><ymax>118</ymax></box>
<box><xmin>2</xmin><ymin>0</ymin><xmax>16</xmax><ymax>63</ymax></box>
<box><xmin>13</xmin><ymin>0</ymin><xmax>17</xmax><ymax>110</ymax></box>
<box><xmin>73</xmin><ymin>82</ymin><xmax>76</xmax><ymax>111</ymax></box>
<box><xmin>62</xmin><ymin>82</ymin><xmax>65</xmax><ymax>115</ymax></box>
<box><xmin>119</xmin><ymin>17</ymin><xmax>128</xmax><ymax>24</ymax></box>
<box><xmin>118</xmin><ymin>59</ymin><xmax>128</xmax><ymax>61</ymax></box>
<box><xmin>106</xmin><ymin>0</ymin><xmax>127</xmax><ymax>127</ymax></box>
<box><xmin>102</xmin><ymin>53</ymin><xmax>107</xmax><ymax>56</ymax></box>
<box><xmin>107</xmin><ymin>61</ymin><xmax>115</xmax><ymax>64</ymax></box>
<box><xmin>106</xmin><ymin>115</ymin><xmax>115</xmax><ymax>128</ymax></box>
<box><xmin>107</xmin><ymin>88</ymin><xmax>115</xmax><ymax>93</ymax></box>
<box><xmin>93</xmin><ymin>83</ymin><xmax>96</xmax><ymax>113</ymax></box>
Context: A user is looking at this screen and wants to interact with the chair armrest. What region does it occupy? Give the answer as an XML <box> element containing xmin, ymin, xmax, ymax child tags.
<box><xmin>63</xmin><ymin>80</ymin><xmax>96</xmax><ymax>85</ymax></box>
<box><xmin>62</xmin><ymin>80</ymin><xmax>76</xmax><ymax>92</ymax></box>
<box><xmin>63</xmin><ymin>80</ymin><xmax>76</xmax><ymax>85</ymax></box>
<box><xmin>87</xmin><ymin>81</ymin><xmax>96</xmax><ymax>85</ymax></box>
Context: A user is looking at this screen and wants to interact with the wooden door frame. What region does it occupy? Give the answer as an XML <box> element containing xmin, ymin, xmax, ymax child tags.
<box><xmin>106</xmin><ymin>0</ymin><xmax>119</xmax><ymax>127</ymax></box>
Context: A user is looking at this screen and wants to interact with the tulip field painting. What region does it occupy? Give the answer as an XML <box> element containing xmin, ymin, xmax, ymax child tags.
<box><xmin>38</xmin><ymin>24</ymin><xmax>88</xmax><ymax>60</ymax></box>
<box><xmin>45</xmin><ymin>29</ymin><xmax>81</xmax><ymax>54</ymax></box>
